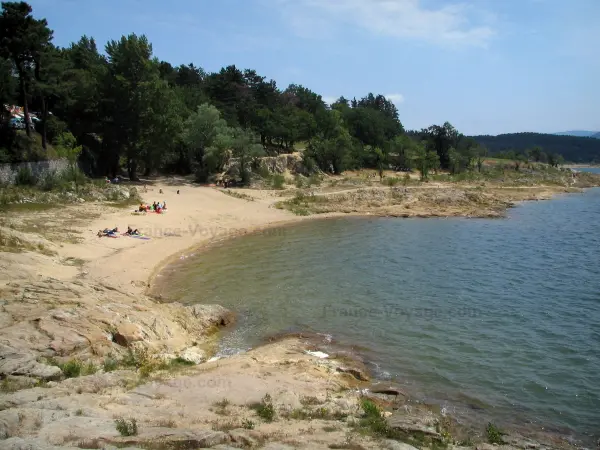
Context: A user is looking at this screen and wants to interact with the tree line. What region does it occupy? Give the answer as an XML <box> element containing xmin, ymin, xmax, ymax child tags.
<box><xmin>0</xmin><ymin>2</ymin><xmax>575</xmax><ymax>184</ymax></box>
<box><xmin>471</xmin><ymin>133</ymin><xmax>600</xmax><ymax>164</ymax></box>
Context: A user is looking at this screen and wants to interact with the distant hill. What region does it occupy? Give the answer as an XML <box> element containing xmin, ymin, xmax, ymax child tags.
<box><xmin>554</xmin><ymin>130</ymin><xmax>599</xmax><ymax>137</ymax></box>
<box><xmin>593</xmin><ymin>132</ymin><xmax>600</xmax><ymax>139</ymax></box>
<box><xmin>470</xmin><ymin>132</ymin><xmax>600</xmax><ymax>163</ymax></box>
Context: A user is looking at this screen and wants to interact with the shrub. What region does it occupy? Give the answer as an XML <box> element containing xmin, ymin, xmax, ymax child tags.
<box><xmin>307</xmin><ymin>173</ymin><xmax>322</xmax><ymax>187</ymax></box>
<box><xmin>257</xmin><ymin>165</ymin><xmax>271</xmax><ymax>179</ymax></box>
<box><xmin>39</xmin><ymin>171</ymin><xmax>62</xmax><ymax>191</ymax></box>
<box><xmin>15</xmin><ymin>167</ymin><xmax>37</xmax><ymax>186</ymax></box>
<box><xmin>383</xmin><ymin>177</ymin><xmax>400</xmax><ymax>186</ymax></box>
<box><xmin>115</xmin><ymin>417</ymin><xmax>138</xmax><ymax>436</ymax></box>
<box><xmin>271</xmin><ymin>174</ymin><xmax>285</xmax><ymax>190</ymax></box>
<box><xmin>61</xmin><ymin>166</ymin><xmax>88</xmax><ymax>187</ymax></box>
<box><xmin>242</xmin><ymin>418</ymin><xmax>255</xmax><ymax>430</ymax></box>
<box><xmin>81</xmin><ymin>362</ymin><xmax>97</xmax><ymax>376</ymax></box>
<box><xmin>486</xmin><ymin>422</ymin><xmax>505</xmax><ymax>444</ymax></box>
<box><xmin>303</xmin><ymin>155</ymin><xmax>317</xmax><ymax>174</ymax></box>
<box><xmin>60</xmin><ymin>359</ymin><xmax>82</xmax><ymax>378</ymax></box>
<box><xmin>251</xmin><ymin>393</ymin><xmax>275</xmax><ymax>422</ymax></box>
<box><xmin>103</xmin><ymin>358</ymin><xmax>118</xmax><ymax>372</ymax></box>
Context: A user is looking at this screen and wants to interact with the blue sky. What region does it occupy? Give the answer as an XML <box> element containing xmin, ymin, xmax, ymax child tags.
<box><xmin>27</xmin><ymin>0</ymin><xmax>600</xmax><ymax>135</ymax></box>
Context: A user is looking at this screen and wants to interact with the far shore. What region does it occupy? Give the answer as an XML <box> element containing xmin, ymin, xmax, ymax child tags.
<box><xmin>1</xmin><ymin>173</ymin><xmax>599</xmax><ymax>449</ymax></box>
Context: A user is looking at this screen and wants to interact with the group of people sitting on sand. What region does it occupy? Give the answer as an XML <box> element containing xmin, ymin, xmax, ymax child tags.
<box><xmin>97</xmin><ymin>226</ymin><xmax>141</xmax><ymax>238</ymax></box>
<box><xmin>138</xmin><ymin>201</ymin><xmax>167</xmax><ymax>213</ymax></box>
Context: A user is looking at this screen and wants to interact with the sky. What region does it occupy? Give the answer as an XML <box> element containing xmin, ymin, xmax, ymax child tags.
<box><xmin>26</xmin><ymin>0</ymin><xmax>600</xmax><ymax>135</ymax></box>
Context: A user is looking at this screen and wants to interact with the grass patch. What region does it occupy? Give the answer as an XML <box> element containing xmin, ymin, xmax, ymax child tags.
<box><xmin>0</xmin><ymin>227</ymin><xmax>56</xmax><ymax>256</ymax></box>
<box><xmin>271</xmin><ymin>174</ymin><xmax>286</xmax><ymax>190</ymax></box>
<box><xmin>115</xmin><ymin>417</ymin><xmax>138</xmax><ymax>436</ymax></box>
<box><xmin>242</xmin><ymin>418</ymin><xmax>255</xmax><ymax>430</ymax></box>
<box><xmin>213</xmin><ymin>398</ymin><xmax>231</xmax><ymax>416</ymax></box>
<box><xmin>486</xmin><ymin>422</ymin><xmax>505</xmax><ymax>444</ymax></box>
<box><xmin>103</xmin><ymin>357</ymin><xmax>119</xmax><ymax>373</ymax></box>
<box><xmin>383</xmin><ymin>177</ymin><xmax>401</xmax><ymax>187</ymax></box>
<box><xmin>155</xmin><ymin>419</ymin><xmax>177</xmax><ymax>428</ymax></box>
<box><xmin>0</xmin><ymin>378</ymin><xmax>22</xmax><ymax>393</ymax></box>
<box><xmin>221</xmin><ymin>189</ymin><xmax>255</xmax><ymax>202</ymax></box>
<box><xmin>276</xmin><ymin>191</ymin><xmax>331</xmax><ymax>216</ymax></box>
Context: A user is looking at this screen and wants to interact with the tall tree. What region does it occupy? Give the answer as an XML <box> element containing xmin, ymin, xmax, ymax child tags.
<box><xmin>0</xmin><ymin>1</ymin><xmax>52</xmax><ymax>137</ymax></box>
<box><xmin>103</xmin><ymin>33</ymin><xmax>166</xmax><ymax>179</ymax></box>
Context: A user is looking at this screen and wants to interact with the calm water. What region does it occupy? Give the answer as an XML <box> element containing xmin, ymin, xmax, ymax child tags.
<box><xmin>158</xmin><ymin>184</ymin><xmax>600</xmax><ymax>445</ymax></box>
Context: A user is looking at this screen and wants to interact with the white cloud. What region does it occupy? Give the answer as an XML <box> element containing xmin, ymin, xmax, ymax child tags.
<box><xmin>273</xmin><ymin>0</ymin><xmax>495</xmax><ymax>48</ymax></box>
<box><xmin>385</xmin><ymin>93</ymin><xmax>405</xmax><ymax>104</ymax></box>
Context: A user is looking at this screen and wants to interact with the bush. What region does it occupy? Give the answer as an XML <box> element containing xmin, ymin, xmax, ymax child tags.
<box><xmin>257</xmin><ymin>165</ymin><xmax>271</xmax><ymax>179</ymax></box>
<box><xmin>251</xmin><ymin>394</ymin><xmax>275</xmax><ymax>422</ymax></box>
<box><xmin>39</xmin><ymin>171</ymin><xmax>62</xmax><ymax>191</ymax></box>
<box><xmin>15</xmin><ymin>167</ymin><xmax>37</xmax><ymax>186</ymax></box>
<box><xmin>486</xmin><ymin>422</ymin><xmax>505</xmax><ymax>444</ymax></box>
<box><xmin>307</xmin><ymin>173</ymin><xmax>322</xmax><ymax>187</ymax></box>
<box><xmin>302</xmin><ymin>155</ymin><xmax>317</xmax><ymax>174</ymax></box>
<box><xmin>103</xmin><ymin>358</ymin><xmax>118</xmax><ymax>372</ymax></box>
<box><xmin>271</xmin><ymin>174</ymin><xmax>285</xmax><ymax>190</ymax></box>
<box><xmin>60</xmin><ymin>359</ymin><xmax>82</xmax><ymax>378</ymax></box>
<box><xmin>115</xmin><ymin>418</ymin><xmax>138</xmax><ymax>436</ymax></box>
<box><xmin>61</xmin><ymin>166</ymin><xmax>88</xmax><ymax>187</ymax></box>
<box><xmin>242</xmin><ymin>418</ymin><xmax>255</xmax><ymax>430</ymax></box>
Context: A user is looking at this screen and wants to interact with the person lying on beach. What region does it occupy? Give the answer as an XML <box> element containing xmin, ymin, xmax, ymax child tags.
<box><xmin>126</xmin><ymin>226</ymin><xmax>140</xmax><ymax>235</ymax></box>
<box><xmin>97</xmin><ymin>227</ymin><xmax>118</xmax><ymax>237</ymax></box>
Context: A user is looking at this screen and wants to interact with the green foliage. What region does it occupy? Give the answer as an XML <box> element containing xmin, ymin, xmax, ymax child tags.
<box><xmin>115</xmin><ymin>417</ymin><xmax>138</xmax><ymax>436</ymax></box>
<box><xmin>251</xmin><ymin>393</ymin><xmax>275</xmax><ymax>422</ymax></box>
<box><xmin>242</xmin><ymin>418</ymin><xmax>255</xmax><ymax>430</ymax></box>
<box><xmin>408</xmin><ymin>141</ymin><xmax>439</xmax><ymax>180</ymax></box>
<box><xmin>59</xmin><ymin>359</ymin><xmax>82</xmax><ymax>378</ymax></box>
<box><xmin>473</xmin><ymin>133</ymin><xmax>598</xmax><ymax>163</ymax></box>
<box><xmin>486</xmin><ymin>422</ymin><xmax>505</xmax><ymax>444</ymax></box>
<box><xmin>3</xmin><ymin>2</ymin><xmax>579</xmax><ymax>185</ymax></box>
<box><xmin>15</xmin><ymin>167</ymin><xmax>37</xmax><ymax>186</ymax></box>
<box><xmin>103</xmin><ymin>357</ymin><xmax>118</xmax><ymax>372</ymax></box>
<box><xmin>383</xmin><ymin>177</ymin><xmax>401</xmax><ymax>186</ymax></box>
<box><xmin>271</xmin><ymin>173</ymin><xmax>285</xmax><ymax>189</ymax></box>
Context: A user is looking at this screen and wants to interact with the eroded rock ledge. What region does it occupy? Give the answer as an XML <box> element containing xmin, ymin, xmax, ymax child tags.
<box><xmin>0</xmin><ymin>277</ymin><xmax>234</xmax><ymax>383</ymax></box>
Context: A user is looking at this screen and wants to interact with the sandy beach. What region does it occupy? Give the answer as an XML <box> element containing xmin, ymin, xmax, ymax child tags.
<box><xmin>1</xmin><ymin>176</ymin><xmax>596</xmax><ymax>449</ymax></box>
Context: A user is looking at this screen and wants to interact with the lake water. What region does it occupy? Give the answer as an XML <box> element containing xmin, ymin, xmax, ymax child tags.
<box><xmin>157</xmin><ymin>180</ymin><xmax>600</xmax><ymax>445</ymax></box>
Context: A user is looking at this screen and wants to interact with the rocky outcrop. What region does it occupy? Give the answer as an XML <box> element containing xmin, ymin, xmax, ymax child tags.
<box><xmin>225</xmin><ymin>153</ymin><xmax>313</xmax><ymax>177</ymax></box>
<box><xmin>0</xmin><ymin>278</ymin><xmax>234</xmax><ymax>381</ymax></box>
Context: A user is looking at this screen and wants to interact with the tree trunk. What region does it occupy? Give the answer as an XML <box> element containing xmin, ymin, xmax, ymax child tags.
<box><xmin>18</xmin><ymin>71</ymin><xmax>31</xmax><ymax>137</ymax></box>
<box><xmin>128</xmin><ymin>159</ymin><xmax>139</xmax><ymax>181</ymax></box>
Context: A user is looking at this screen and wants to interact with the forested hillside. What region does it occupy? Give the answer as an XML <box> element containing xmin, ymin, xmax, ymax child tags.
<box><xmin>0</xmin><ymin>2</ymin><xmax>593</xmax><ymax>185</ymax></box>
<box><xmin>471</xmin><ymin>133</ymin><xmax>600</xmax><ymax>164</ymax></box>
